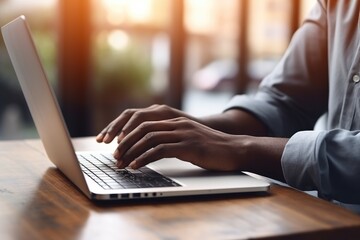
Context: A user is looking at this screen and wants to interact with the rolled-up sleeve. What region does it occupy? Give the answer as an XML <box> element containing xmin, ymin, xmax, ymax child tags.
<box><xmin>224</xmin><ymin>0</ymin><xmax>360</xmax><ymax>207</ymax></box>
<box><xmin>282</xmin><ymin>129</ymin><xmax>360</xmax><ymax>203</ymax></box>
<box><xmin>224</xmin><ymin>0</ymin><xmax>329</xmax><ymax>137</ymax></box>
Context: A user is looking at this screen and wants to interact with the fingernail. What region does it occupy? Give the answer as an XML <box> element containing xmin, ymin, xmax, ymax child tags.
<box><xmin>103</xmin><ymin>134</ymin><xmax>110</xmax><ymax>142</ymax></box>
<box><xmin>96</xmin><ymin>133</ymin><xmax>103</xmax><ymax>141</ymax></box>
<box><xmin>129</xmin><ymin>161</ymin><xmax>138</xmax><ymax>169</ymax></box>
<box><xmin>116</xmin><ymin>160</ymin><xmax>123</xmax><ymax>168</ymax></box>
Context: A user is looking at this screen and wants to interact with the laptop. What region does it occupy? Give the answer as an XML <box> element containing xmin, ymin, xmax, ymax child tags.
<box><xmin>1</xmin><ymin>16</ymin><xmax>269</xmax><ymax>201</ymax></box>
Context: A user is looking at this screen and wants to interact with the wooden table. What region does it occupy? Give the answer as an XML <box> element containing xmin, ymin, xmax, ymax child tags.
<box><xmin>0</xmin><ymin>137</ymin><xmax>360</xmax><ymax>240</ymax></box>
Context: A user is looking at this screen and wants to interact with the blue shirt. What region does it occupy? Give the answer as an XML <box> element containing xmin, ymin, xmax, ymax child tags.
<box><xmin>224</xmin><ymin>0</ymin><xmax>360</xmax><ymax>211</ymax></box>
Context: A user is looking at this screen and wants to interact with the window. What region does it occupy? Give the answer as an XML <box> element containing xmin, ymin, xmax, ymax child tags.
<box><xmin>91</xmin><ymin>0</ymin><xmax>171</xmax><ymax>132</ymax></box>
<box><xmin>0</xmin><ymin>0</ymin><xmax>317</xmax><ymax>138</ymax></box>
<box><xmin>0</xmin><ymin>0</ymin><xmax>56</xmax><ymax>139</ymax></box>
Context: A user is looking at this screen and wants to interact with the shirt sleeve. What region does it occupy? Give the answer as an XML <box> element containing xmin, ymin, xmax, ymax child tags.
<box><xmin>282</xmin><ymin>129</ymin><xmax>360</xmax><ymax>204</ymax></box>
<box><xmin>225</xmin><ymin>1</ymin><xmax>360</xmax><ymax>205</ymax></box>
<box><xmin>224</xmin><ymin>0</ymin><xmax>329</xmax><ymax>137</ymax></box>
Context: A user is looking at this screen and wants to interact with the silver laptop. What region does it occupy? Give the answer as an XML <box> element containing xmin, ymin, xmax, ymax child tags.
<box><xmin>1</xmin><ymin>16</ymin><xmax>269</xmax><ymax>201</ymax></box>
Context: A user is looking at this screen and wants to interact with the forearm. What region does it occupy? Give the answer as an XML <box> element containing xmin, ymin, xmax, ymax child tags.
<box><xmin>194</xmin><ymin>108</ymin><xmax>286</xmax><ymax>181</ymax></box>
<box><xmin>198</xmin><ymin>109</ymin><xmax>268</xmax><ymax>136</ymax></box>
<box><xmin>243</xmin><ymin>136</ymin><xmax>288</xmax><ymax>182</ymax></box>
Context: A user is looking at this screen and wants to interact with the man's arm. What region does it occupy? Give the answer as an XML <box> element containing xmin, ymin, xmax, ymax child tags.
<box><xmin>97</xmin><ymin>105</ymin><xmax>268</xmax><ymax>143</ymax></box>
<box><xmin>96</xmin><ymin>1</ymin><xmax>327</xmax><ymax>189</ymax></box>
<box><xmin>96</xmin><ymin>104</ymin><xmax>286</xmax><ymax>181</ymax></box>
<box><xmin>199</xmin><ymin>109</ymin><xmax>268</xmax><ymax>136</ymax></box>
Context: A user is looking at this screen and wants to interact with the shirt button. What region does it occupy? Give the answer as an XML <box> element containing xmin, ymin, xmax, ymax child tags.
<box><xmin>353</xmin><ymin>74</ymin><xmax>360</xmax><ymax>83</ymax></box>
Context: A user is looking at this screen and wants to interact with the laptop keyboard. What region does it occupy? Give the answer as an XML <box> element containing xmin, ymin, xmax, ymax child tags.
<box><xmin>77</xmin><ymin>153</ymin><xmax>181</xmax><ymax>190</ymax></box>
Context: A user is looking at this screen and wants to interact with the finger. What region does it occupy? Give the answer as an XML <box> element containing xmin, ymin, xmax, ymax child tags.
<box><xmin>120</xmin><ymin>105</ymin><xmax>179</xmax><ymax>140</ymax></box>
<box><xmin>120</xmin><ymin>112</ymin><xmax>156</xmax><ymax>139</ymax></box>
<box><xmin>96</xmin><ymin>133</ymin><xmax>105</xmax><ymax>143</ymax></box>
<box><xmin>96</xmin><ymin>123</ymin><xmax>115</xmax><ymax>142</ymax></box>
<box><xmin>117</xmin><ymin>131</ymin><xmax>125</xmax><ymax>143</ymax></box>
<box><xmin>96</xmin><ymin>124</ymin><xmax>115</xmax><ymax>143</ymax></box>
<box><xmin>114</xmin><ymin>105</ymin><xmax>161</xmax><ymax>143</ymax></box>
<box><xmin>102</xmin><ymin>108</ymin><xmax>138</xmax><ymax>143</ymax></box>
<box><xmin>114</xmin><ymin>121</ymin><xmax>177</xmax><ymax>161</ymax></box>
<box><xmin>129</xmin><ymin>143</ymin><xmax>186</xmax><ymax>169</ymax></box>
<box><xmin>118</xmin><ymin>131</ymin><xmax>182</xmax><ymax>168</ymax></box>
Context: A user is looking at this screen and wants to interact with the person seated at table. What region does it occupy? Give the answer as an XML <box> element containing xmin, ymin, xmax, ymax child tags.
<box><xmin>96</xmin><ymin>0</ymin><xmax>360</xmax><ymax>212</ymax></box>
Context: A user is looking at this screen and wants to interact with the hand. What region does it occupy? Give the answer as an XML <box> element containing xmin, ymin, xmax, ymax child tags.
<box><xmin>110</xmin><ymin>116</ymin><xmax>253</xmax><ymax>171</ymax></box>
<box><xmin>96</xmin><ymin>104</ymin><xmax>287</xmax><ymax>180</ymax></box>
<box><xmin>96</xmin><ymin>104</ymin><xmax>197</xmax><ymax>144</ymax></box>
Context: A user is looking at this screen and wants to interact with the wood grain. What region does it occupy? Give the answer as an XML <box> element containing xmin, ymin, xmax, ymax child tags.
<box><xmin>0</xmin><ymin>137</ymin><xmax>359</xmax><ymax>240</ymax></box>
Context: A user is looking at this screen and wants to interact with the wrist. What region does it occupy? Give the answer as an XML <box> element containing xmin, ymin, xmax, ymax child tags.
<box><xmin>244</xmin><ymin>136</ymin><xmax>288</xmax><ymax>182</ymax></box>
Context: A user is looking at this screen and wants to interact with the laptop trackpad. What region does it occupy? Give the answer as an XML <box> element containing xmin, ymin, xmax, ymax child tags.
<box><xmin>147</xmin><ymin>158</ymin><xmax>264</xmax><ymax>189</ymax></box>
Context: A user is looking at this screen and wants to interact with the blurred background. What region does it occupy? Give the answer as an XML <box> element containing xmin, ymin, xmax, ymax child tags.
<box><xmin>0</xmin><ymin>0</ymin><xmax>315</xmax><ymax>140</ymax></box>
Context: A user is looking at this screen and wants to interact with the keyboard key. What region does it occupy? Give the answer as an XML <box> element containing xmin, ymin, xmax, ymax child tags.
<box><xmin>78</xmin><ymin>153</ymin><xmax>181</xmax><ymax>190</ymax></box>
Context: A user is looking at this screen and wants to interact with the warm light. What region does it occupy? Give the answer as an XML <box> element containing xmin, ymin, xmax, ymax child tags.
<box><xmin>102</xmin><ymin>0</ymin><xmax>126</xmax><ymax>25</ymax></box>
<box><xmin>107</xmin><ymin>11</ymin><xmax>126</xmax><ymax>25</ymax></box>
<box><xmin>107</xmin><ymin>30</ymin><xmax>129</xmax><ymax>50</ymax></box>
<box><xmin>102</xmin><ymin>0</ymin><xmax>152</xmax><ymax>25</ymax></box>
<box><xmin>185</xmin><ymin>0</ymin><xmax>217</xmax><ymax>34</ymax></box>
<box><xmin>102</xmin><ymin>0</ymin><xmax>127</xmax><ymax>10</ymax></box>
<box><xmin>128</xmin><ymin>0</ymin><xmax>152</xmax><ymax>23</ymax></box>
<box><xmin>0</xmin><ymin>0</ymin><xmax>56</xmax><ymax>15</ymax></box>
